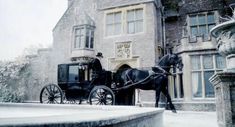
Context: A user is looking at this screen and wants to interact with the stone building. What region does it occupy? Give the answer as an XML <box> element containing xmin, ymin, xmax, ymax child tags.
<box><xmin>29</xmin><ymin>0</ymin><xmax>235</xmax><ymax>111</ymax></box>
<box><xmin>163</xmin><ymin>0</ymin><xmax>234</xmax><ymax>110</ymax></box>
<box><xmin>49</xmin><ymin>0</ymin><xmax>164</xmax><ymax>105</ymax></box>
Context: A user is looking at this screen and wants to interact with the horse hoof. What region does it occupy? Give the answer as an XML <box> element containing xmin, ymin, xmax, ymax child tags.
<box><xmin>172</xmin><ymin>110</ymin><xmax>177</xmax><ymax>113</ymax></box>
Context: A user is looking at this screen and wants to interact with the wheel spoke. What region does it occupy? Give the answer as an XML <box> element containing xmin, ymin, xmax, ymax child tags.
<box><xmin>54</xmin><ymin>99</ymin><xmax>60</xmax><ymax>104</ymax></box>
<box><xmin>45</xmin><ymin>87</ymin><xmax>52</xmax><ymax>95</ymax></box>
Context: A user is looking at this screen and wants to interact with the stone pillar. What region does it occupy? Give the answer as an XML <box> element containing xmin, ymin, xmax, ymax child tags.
<box><xmin>210</xmin><ymin>4</ymin><xmax>235</xmax><ymax>127</ymax></box>
<box><xmin>210</xmin><ymin>73</ymin><xmax>235</xmax><ymax>127</ymax></box>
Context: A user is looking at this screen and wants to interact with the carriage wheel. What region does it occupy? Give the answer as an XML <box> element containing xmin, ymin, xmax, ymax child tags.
<box><xmin>40</xmin><ymin>84</ymin><xmax>64</xmax><ymax>104</ymax></box>
<box><xmin>89</xmin><ymin>86</ymin><xmax>115</xmax><ymax>105</ymax></box>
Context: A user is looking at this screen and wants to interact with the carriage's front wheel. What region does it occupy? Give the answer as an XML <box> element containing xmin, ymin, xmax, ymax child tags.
<box><xmin>40</xmin><ymin>84</ymin><xmax>64</xmax><ymax>104</ymax></box>
<box><xmin>89</xmin><ymin>86</ymin><xmax>115</xmax><ymax>105</ymax></box>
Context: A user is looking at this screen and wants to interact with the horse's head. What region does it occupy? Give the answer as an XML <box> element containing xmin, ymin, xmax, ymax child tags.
<box><xmin>158</xmin><ymin>54</ymin><xmax>183</xmax><ymax>72</ymax></box>
<box><xmin>168</xmin><ymin>54</ymin><xmax>183</xmax><ymax>71</ymax></box>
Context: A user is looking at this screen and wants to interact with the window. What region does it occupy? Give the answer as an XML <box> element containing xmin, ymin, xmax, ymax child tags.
<box><xmin>74</xmin><ymin>28</ymin><xmax>85</xmax><ymax>49</ymax></box>
<box><xmin>106</xmin><ymin>12</ymin><xmax>122</xmax><ymax>36</ymax></box>
<box><xmin>68</xmin><ymin>65</ymin><xmax>79</xmax><ymax>82</ymax></box>
<box><xmin>68</xmin><ymin>65</ymin><xmax>88</xmax><ymax>82</ymax></box>
<box><xmin>171</xmin><ymin>67</ymin><xmax>184</xmax><ymax>99</ymax></box>
<box><xmin>105</xmin><ymin>6</ymin><xmax>145</xmax><ymax>36</ymax></box>
<box><xmin>127</xmin><ymin>9</ymin><xmax>143</xmax><ymax>34</ymax></box>
<box><xmin>189</xmin><ymin>12</ymin><xmax>216</xmax><ymax>39</ymax></box>
<box><xmin>74</xmin><ymin>25</ymin><xmax>94</xmax><ymax>49</ymax></box>
<box><xmin>191</xmin><ymin>54</ymin><xmax>226</xmax><ymax>98</ymax></box>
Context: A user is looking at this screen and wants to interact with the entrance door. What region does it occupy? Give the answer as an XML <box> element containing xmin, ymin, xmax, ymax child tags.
<box><xmin>115</xmin><ymin>64</ymin><xmax>135</xmax><ymax>105</ymax></box>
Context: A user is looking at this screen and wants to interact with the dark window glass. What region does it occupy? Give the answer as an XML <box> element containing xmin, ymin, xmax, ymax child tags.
<box><xmin>204</xmin><ymin>71</ymin><xmax>215</xmax><ymax>97</ymax></box>
<box><xmin>68</xmin><ymin>65</ymin><xmax>78</xmax><ymax>82</ymax></box>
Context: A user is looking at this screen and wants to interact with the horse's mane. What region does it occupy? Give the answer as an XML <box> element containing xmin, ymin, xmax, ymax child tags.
<box><xmin>157</xmin><ymin>54</ymin><xmax>170</xmax><ymax>66</ymax></box>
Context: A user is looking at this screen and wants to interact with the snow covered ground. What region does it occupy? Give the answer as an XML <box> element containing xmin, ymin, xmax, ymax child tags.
<box><xmin>164</xmin><ymin>110</ymin><xmax>218</xmax><ymax>127</ymax></box>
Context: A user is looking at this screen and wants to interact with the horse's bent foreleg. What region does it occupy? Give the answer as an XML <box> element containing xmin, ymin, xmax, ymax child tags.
<box><xmin>162</xmin><ymin>88</ymin><xmax>176</xmax><ymax>113</ymax></box>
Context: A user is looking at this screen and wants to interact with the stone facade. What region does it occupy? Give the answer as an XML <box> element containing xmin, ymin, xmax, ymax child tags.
<box><xmin>162</xmin><ymin>0</ymin><xmax>234</xmax><ymax>111</ymax></box>
<box><xmin>48</xmin><ymin>0</ymin><xmax>163</xmax><ymax>104</ymax></box>
<box><xmin>27</xmin><ymin>0</ymin><xmax>235</xmax><ymax>111</ymax></box>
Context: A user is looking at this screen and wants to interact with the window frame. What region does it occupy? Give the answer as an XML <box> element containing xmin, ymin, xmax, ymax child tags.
<box><xmin>187</xmin><ymin>11</ymin><xmax>217</xmax><ymax>41</ymax></box>
<box><xmin>190</xmin><ymin>54</ymin><xmax>226</xmax><ymax>99</ymax></box>
<box><xmin>127</xmin><ymin>8</ymin><xmax>144</xmax><ymax>34</ymax></box>
<box><xmin>104</xmin><ymin>5</ymin><xmax>145</xmax><ymax>37</ymax></box>
<box><xmin>171</xmin><ymin>67</ymin><xmax>184</xmax><ymax>100</ymax></box>
<box><xmin>73</xmin><ymin>25</ymin><xmax>95</xmax><ymax>50</ymax></box>
<box><xmin>105</xmin><ymin>11</ymin><xmax>122</xmax><ymax>36</ymax></box>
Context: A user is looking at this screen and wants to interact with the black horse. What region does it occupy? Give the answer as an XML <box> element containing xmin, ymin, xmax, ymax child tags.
<box><xmin>119</xmin><ymin>54</ymin><xmax>183</xmax><ymax>113</ymax></box>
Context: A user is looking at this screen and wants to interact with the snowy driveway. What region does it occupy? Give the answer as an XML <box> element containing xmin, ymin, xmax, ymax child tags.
<box><xmin>164</xmin><ymin>110</ymin><xmax>218</xmax><ymax>127</ymax></box>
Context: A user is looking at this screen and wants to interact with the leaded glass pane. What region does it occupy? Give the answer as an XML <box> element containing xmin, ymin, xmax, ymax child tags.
<box><xmin>136</xmin><ymin>9</ymin><xmax>143</xmax><ymax>20</ymax></box>
<box><xmin>203</xmin><ymin>55</ymin><xmax>213</xmax><ymax>69</ymax></box>
<box><xmin>85</xmin><ymin>35</ymin><xmax>89</xmax><ymax>48</ymax></box>
<box><xmin>90</xmin><ymin>36</ymin><xmax>94</xmax><ymax>48</ymax></box>
<box><xmin>106</xmin><ymin>13</ymin><xmax>114</xmax><ymax>24</ymax></box>
<box><xmin>114</xmin><ymin>23</ymin><xmax>121</xmax><ymax>35</ymax></box>
<box><xmin>106</xmin><ymin>25</ymin><xmax>113</xmax><ymax>36</ymax></box>
<box><xmin>114</xmin><ymin>12</ymin><xmax>121</xmax><ymax>23</ymax></box>
<box><xmin>80</xmin><ymin>28</ymin><xmax>85</xmax><ymax>35</ymax></box>
<box><xmin>128</xmin><ymin>22</ymin><xmax>135</xmax><ymax>34</ymax></box>
<box><xmin>127</xmin><ymin>10</ymin><xmax>135</xmax><ymax>21</ymax></box>
<box><xmin>207</xmin><ymin>13</ymin><xmax>215</xmax><ymax>24</ymax></box>
<box><xmin>191</xmin><ymin>56</ymin><xmax>201</xmax><ymax>70</ymax></box>
<box><xmin>191</xmin><ymin>26</ymin><xmax>198</xmax><ymax>37</ymax></box>
<box><xmin>199</xmin><ymin>25</ymin><xmax>207</xmax><ymax>35</ymax></box>
<box><xmin>75</xmin><ymin>29</ymin><xmax>81</xmax><ymax>35</ymax></box>
<box><xmin>198</xmin><ymin>15</ymin><xmax>206</xmax><ymax>25</ymax></box>
<box><xmin>190</xmin><ymin>15</ymin><xmax>197</xmax><ymax>26</ymax></box>
<box><xmin>216</xmin><ymin>55</ymin><xmax>226</xmax><ymax>69</ymax></box>
<box><xmin>192</xmin><ymin>72</ymin><xmax>202</xmax><ymax>97</ymax></box>
<box><xmin>75</xmin><ymin>36</ymin><xmax>81</xmax><ymax>48</ymax></box>
<box><xmin>136</xmin><ymin>20</ymin><xmax>143</xmax><ymax>33</ymax></box>
<box><xmin>204</xmin><ymin>71</ymin><xmax>215</xmax><ymax>97</ymax></box>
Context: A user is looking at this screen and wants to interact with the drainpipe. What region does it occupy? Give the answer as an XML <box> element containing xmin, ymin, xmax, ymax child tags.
<box><xmin>162</xmin><ymin>7</ymin><xmax>167</xmax><ymax>55</ymax></box>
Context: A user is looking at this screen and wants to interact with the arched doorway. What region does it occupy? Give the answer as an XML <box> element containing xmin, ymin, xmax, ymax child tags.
<box><xmin>115</xmin><ymin>64</ymin><xmax>135</xmax><ymax>106</ymax></box>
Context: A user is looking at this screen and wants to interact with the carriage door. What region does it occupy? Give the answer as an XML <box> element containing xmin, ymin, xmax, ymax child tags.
<box><xmin>115</xmin><ymin>64</ymin><xmax>135</xmax><ymax>105</ymax></box>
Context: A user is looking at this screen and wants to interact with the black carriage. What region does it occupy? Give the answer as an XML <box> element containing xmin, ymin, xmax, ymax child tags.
<box><xmin>40</xmin><ymin>53</ymin><xmax>183</xmax><ymax>112</ymax></box>
<box><xmin>40</xmin><ymin>62</ymin><xmax>115</xmax><ymax>105</ymax></box>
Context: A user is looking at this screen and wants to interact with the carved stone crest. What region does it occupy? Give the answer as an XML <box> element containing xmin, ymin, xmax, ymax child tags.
<box><xmin>116</xmin><ymin>42</ymin><xmax>132</xmax><ymax>59</ymax></box>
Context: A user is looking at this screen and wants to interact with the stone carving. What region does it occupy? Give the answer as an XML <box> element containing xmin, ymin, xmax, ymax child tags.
<box><xmin>116</xmin><ymin>42</ymin><xmax>131</xmax><ymax>59</ymax></box>
<box><xmin>216</xmin><ymin>27</ymin><xmax>235</xmax><ymax>56</ymax></box>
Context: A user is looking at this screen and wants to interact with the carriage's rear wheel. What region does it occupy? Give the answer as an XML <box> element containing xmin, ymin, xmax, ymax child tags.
<box><xmin>89</xmin><ymin>86</ymin><xmax>115</xmax><ymax>105</ymax></box>
<box><xmin>40</xmin><ymin>84</ymin><xmax>64</xmax><ymax>104</ymax></box>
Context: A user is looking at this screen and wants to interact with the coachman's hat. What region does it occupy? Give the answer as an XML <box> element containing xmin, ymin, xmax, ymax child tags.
<box><xmin>96</xmin><ymin>52</ymin><xmax>103</xmax><ymax>58</ymax></box>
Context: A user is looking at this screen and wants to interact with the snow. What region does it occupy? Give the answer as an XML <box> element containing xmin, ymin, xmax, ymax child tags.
<box><xmin>164</xmin><ymin>110</ymin><xmax>218</xmax><ymax>127</ymax></box>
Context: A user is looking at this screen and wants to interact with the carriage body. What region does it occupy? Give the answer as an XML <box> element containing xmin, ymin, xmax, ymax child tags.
<box><xmin>40</xmin><ymin>62</ymin><xmax>115</xmax><ymax>105</ymax></box>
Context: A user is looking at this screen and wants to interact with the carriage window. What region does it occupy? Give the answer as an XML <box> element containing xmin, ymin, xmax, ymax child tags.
<box><xmin>68</xmin><ymin>65</ymin><xmax>79</xmax><ymax>82</ymax></box>
<box><xmin>58</xmin><ymin>64</ymin><xmax>67</xmax><ymax>82</ymax></box>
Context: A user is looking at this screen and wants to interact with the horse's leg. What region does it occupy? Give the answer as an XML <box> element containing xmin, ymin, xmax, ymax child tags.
<box><xmin>155</xmin><ymin>89</ymin><xmax>161</xmax><ymax>107</ymax></box>
<box><xmin>162</xmin><ymin>87</ymin><xmax>176</xmax><ymax>113</ymax></box>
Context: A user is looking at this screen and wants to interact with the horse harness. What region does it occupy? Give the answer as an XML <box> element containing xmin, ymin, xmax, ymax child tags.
<box><xmin>122</xmin><ymin>66</ymin><xmax>169</xmax><ymax>88</ymax></box>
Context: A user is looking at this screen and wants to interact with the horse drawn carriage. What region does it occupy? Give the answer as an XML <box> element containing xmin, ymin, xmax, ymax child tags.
<box><xmin>39</xmin><ymin>53</ymin><xmax>182</xmax><ymax>112</ymax></box>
